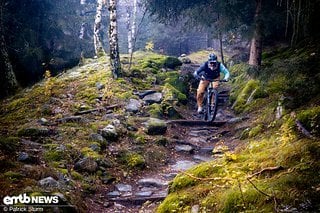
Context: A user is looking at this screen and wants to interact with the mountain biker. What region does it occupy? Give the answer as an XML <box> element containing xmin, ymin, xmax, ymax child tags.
<box><xmin>193</xmin><ymin>53</ymin><xmax>230</xmax><ymax>113</ymax></box>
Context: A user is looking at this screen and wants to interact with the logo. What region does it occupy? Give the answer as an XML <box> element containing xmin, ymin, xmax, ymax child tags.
<box><xmin>3</xmin><ymin>194</ymin><xmax>59</xmax><ymax>205</ymax></box>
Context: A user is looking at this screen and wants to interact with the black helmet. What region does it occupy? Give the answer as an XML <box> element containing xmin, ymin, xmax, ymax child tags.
<box><xmin>208</xmin><ymin>53</ymin><xmax>217</xmax><ymax>62</ymax></box>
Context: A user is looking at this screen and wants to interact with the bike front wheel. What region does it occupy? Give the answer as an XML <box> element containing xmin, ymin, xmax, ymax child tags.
<box><xmin>206</xmin><ymin>89</ymin><xmax>218</xmax><ymax>122</ymax></box>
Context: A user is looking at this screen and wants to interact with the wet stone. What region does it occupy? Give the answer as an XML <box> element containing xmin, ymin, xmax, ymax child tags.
<box><xmin>171</xmin><ymin>160</ymin><xmax>197</xmax><ymax>171</ymax></box>
<box><xmin>107</xmin><ymin>191</ymin><xmax>121</xmax><ymax>198</ymax></box>
<box><xmin>193</xmin><ymin>155</ymin><xmax>214</xmax><ymax>162</ymax></box>
<box><xmin>136</xmin><ymin>191</ymin><xmax>153</xmax><ymax>197</ymax></box>
<box><xmin>115</xmin><ymin>184</ymin><xmax>132</xmax><ymax>192</ymax></box>
<box><xmin>175</xmin><ymin>145</ymin><xmax>194</xmax><ymax>153</ymax></box>
<box><xmin>199</xmin><ymin>147</ymin><xmax>214</xmax><ymax>154</ymax></box>
<box><xmin>138</xmin><ymin>178</ymin><xmax>167</xmax><ymax>188</ymax></box>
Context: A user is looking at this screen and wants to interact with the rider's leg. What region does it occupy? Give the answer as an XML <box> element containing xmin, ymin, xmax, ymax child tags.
<box><xmin>196</xmin><ymin>80</ymin><xmax>209</xmax><ymax>112</ymax></box>
<box><xmin>212</xmin><ymin>77</ymin><xmax>220</xmax><ymax>89</ymax></box>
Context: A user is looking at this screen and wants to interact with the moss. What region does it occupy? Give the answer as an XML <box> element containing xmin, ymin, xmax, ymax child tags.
<box><xmin>156</xmin><ymin>192</ymin><xmax>195</xmax><ymax>213</ymax></box>
<box><xmin>71</xmin><ymin>171</ymin><xmax>83</xmax><ymax>180</ymax></box>
<box><xmin>232</xmin><ymin>79</ymin><xmax>260</xmax><ymax>113</ymax></box>
<box><xmin>147</xmin><ymin>103</ymin><xmax>163</xmax><ymax>118</ymax></box>
<box><xmin>162</xmin><ymin>83</ymin><xmax>187</xmax><ymax>104</ymax></box>
<box><xmin>81</xmin><ymin>147</ymin><xmax>101</xmax><ymax>160</ymax></box>
<box><xmin>248</xmin><ymin>124</ymin><xmax>264</xmax><ymax>138</ymax></box>
<box><xmin>44</xmin><ymin>149</ymin><xmax>65</xmax><ymax>162</ymax></box>
<box><xmin>0</xmin><ymin>136</ymin><xmax>20</xmax><ymax>152</ymax></box>
<box><xmin>118</xmin><ymin>151</ymin><xmax>145</xmax><ymax>169</ymax></box>
<box><xmin>297</xmin><ymin>106</ymin><xmax>320</xmax><ymax>136</ymax></box>
<box><xmin>163</xmin><ymin>56</ymin><xmax>182</xmax><ymax>69</ymax></box>
<box><xmin>4</xmin><ymin>171</ymin><xmax>24</xmax><ymax>181</ymax></box>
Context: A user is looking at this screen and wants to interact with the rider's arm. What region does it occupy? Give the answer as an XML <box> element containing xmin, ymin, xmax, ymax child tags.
<box><xmin>220</xmin><ymin>63</ymin><xmax>230</xmax><ymax>81</ymax></box>
<box><xmin>193</xmin><ymin>63</ymin><xmax>206</xmax><ymax>78</ymax></box>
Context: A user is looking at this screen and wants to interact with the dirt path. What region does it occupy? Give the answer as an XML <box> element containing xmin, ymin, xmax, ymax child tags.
<box><xmin>84</xmin><ymin>82</ymin><xmax>243</xmax><ymax>212</ymax></box>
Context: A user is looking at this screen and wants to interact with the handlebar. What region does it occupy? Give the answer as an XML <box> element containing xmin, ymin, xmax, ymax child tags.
<box><xmin>200</xmin><ymin>75</ymin><xmax>228</xmax><ymax>82</ymax></box>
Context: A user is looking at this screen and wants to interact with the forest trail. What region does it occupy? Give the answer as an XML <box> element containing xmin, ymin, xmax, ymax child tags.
<box><xmin>86</xmin><ymin>79</ymin><xmax>243</xmax><ymax>212</ymax></box>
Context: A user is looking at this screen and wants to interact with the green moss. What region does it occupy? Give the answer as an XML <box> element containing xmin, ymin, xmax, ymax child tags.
<box><xmin>4</xmin><ymin>171</ymin><xmax>23</xmax><ymax>181</ymax></box>
<box><xmin>297</xmin><ymin>106</ymin><xmax>320</xmax><ymax>136</ymax></box>
<box><xmin>163</xmin><ymin>56</ymin><xmax>182</xmax><ymax>69</ymax></box>
<box><xmin>81</xmin><ymin>147</ymin><xmax>101</xmax><ymax>160</ymax></box>
<box><xmin>162</xmin><ymin>83</ymin><xmax>187</xmax><ymax>104</ymax></box>
<box><xmin>249</xmin><ymin>124</ymin><xmax>264</xmax><ymax>138</ymax></box>
<box><xmin>0</xmin><ymin>137</ymin><xmax>20</xmax><ymax>152</ymax></box>
<box><xmin>147</xmin><ymin>103</ymin><xmax>163</xmax><ymax>118</ymax></box>
<box><xmin>44</xmin><ymin>149</ymin><xmax>65</xmax><ymax>162</ymax></box>
<box><xmin>118</xmin><ymin>151</ymin><xmax>145</xmax><ymax>169</ymax></box>
<box><xmin>71</xmin><ymin>171</ymin><xmax>83</xmax><ymax>180</ymax></box>
<box><xmin>232</xmin><ymin>79</ymin><xmax>260</xmax><ymax>113</ymax></box>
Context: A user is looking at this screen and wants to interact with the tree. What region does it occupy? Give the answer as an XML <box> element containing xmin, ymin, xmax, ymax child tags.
<box><xmin>248</xmin><ymin>0</ymin><xmax>262</xmax><ymax>67</ymax></box>
<box><xmin>0</xmin><ymin>1</ymin><xmax>18</xmax><ymax>97</ymax></box>
<box><xmin>108</xmin><ymin>0</ymin><xmax>121</xmax><ymax>78</ymax></box>
<box><xmin>94</xmin><ymin>0</ymin><xmax>106</xmax><ymax>56</ymax></box>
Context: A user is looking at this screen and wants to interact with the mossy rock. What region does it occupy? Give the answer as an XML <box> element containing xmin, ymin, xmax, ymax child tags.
<box><xmin>17</xmin><ymin>126</ymin><xmax>50</xmax><ymax>137</ymax></box>
<box><xmin>146</xmin><ymin>103</ymin><xmax>163</xmax><ymax>118</ymax></box>
<box><xmin>144</xmin><ymin>118</ymin><xmax>167</xmax><ymax>135</ymax></box>
<box><xmin>118</xmin><ymin>151</ymin><xmax>146</xmax><ymax>169</ymax></box>
<box><xmin>162</xmin><ymin>83</ymin><xmax>187</xmax><ymax>104</ymax></box>
<box><xmin>163</xmin><ymin>56</ymin><xmax>182</xmax><ymax>69</ymax></box>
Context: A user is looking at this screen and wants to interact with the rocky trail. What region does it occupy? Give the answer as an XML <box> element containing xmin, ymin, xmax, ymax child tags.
<box><xmin>86</xmin><ymin>85</ymin><xmax>243</xmax><ymax>213</ymax></box>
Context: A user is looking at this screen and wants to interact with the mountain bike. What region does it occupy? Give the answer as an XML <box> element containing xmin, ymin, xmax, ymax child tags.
<box><xmin>201</xmin><ymin>78</ymin><xmax>227</xmax><ymax>122</ymax></box>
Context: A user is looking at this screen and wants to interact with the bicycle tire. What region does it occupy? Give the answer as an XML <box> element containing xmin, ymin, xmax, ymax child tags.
<box><xmin>206</xmin><ymin>89</ymin><xmax>218</xmax><ymax>122</ymax></box>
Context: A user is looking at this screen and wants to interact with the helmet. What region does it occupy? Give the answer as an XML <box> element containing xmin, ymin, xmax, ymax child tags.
<box><xmin>208</xmin><ymin>53</ymin><xmax>217</xmax><ymax>62</ymax></box>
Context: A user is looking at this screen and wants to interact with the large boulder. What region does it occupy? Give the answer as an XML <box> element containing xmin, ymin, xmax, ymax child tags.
<box><xmin>144</xmin><ymin>118</ymin><xmax>167</xmax><ymax>135</ymax></box>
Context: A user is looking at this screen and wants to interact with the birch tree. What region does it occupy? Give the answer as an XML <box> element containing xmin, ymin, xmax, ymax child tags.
<box><xmin>108</xmin><ymin>0</ymin><xmax>121</xmax><ymax>78</ymax></box>
<box><xmin>94</xmin><ymin>0</ymin><xmax>106</xmax><ymax>57</ymax></box>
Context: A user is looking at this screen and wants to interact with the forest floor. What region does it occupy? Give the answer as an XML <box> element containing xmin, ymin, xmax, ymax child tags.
<box><xmin>85</xmin><ymin>79</ymin><xmax>245</xmax><ymax>212</ymax></box>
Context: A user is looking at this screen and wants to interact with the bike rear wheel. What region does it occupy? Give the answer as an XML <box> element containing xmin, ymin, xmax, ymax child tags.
<box><xmin>206</xmin><ymin>89</ymin><xmax>218</xmax><ymax>122</ymax></box>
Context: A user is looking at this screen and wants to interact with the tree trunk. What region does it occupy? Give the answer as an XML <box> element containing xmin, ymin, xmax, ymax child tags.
<box><xmin>0</xmin><ymin>4</ymin><xmax>18</xmax><ymax>97</ymax></box>
<box><xmin>248</xmin><ymin>0</ymin><xmax>263</xmax><ymax>67</ymax></box>
<box><xmin>108</xmin><ymin>0</ymin><xmax>121</xmax><ymax>78</ymax></box>
<box><xmin>218</xmin><ymin>31</ymin><xmax>225</xmax><ymax>65</ymax></box>
<box><xmin>125</xmin><ymin>3</ymin><xmax>133</xmax><ymax>54</ymax></box>
<box><xmin>0</xmin><ymin>34</ymin><xmax>18</xmax><ymax>97</ymax></box>
<box><xmin>94</xmin><ymin>0</ymin><xmax>105</xmax><ymax>57</ymax></box>
<box><xmin>130</xmin><ymin>0</ymin><xmax>137</xmax><ymax>54</ymax></box>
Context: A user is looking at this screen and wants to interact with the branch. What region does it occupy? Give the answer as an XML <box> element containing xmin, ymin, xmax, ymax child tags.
<box><xmin>247</xmin><ymin>166</ymin><xmax>284</xmax><ymax>179</ymax></box>
<box><xmin>247</xmin><ymin>178</ymin><xmax>271</xmax><ymax>197</ymax></box>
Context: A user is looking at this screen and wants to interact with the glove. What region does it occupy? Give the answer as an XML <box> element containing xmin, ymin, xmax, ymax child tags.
<box><xmin>193</xmin><ymin>71</ymin><xmax>200</xmax><ymax>80</ymax></box>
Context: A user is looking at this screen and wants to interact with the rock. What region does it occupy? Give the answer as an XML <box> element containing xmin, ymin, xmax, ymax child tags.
<box><xmin>143</xmin><ymin>92</ymin><xmax>163</xmax><ymax>104</ymax></box>
<box><xmin>39</xmin><ymin>177</ymin><xmax>59</xmax><ymax>188</ymax></box>
<box><xmin>17</xmin><ymin>127</ymin><xmax>50</xmax><ymax>137</ymax></box>
<box><xmin>115</xmin><ymin>184</ymin><xmax>132</xmax><ymax>192</ymax></box>
<box><xmin>99</xmin><ymin>125</ymin><xmax>118</xmax><ymax>141</ymax></box>
<box><xmin>89</xmin><ymin>143</ymin><xmax>101</xmax><ymax>152</ymax></box>
<box><xmin>137</xmin><ymin>178</ymin><xmax>168</xmax><ymax>188</ymax></box>
<box><xmin>96</xmin><ymin>82</ymin><xmax>105</xmax><ymax>90</ymax></box>
<box><xmin>212</xmin><ymin>145</ymin><xmax>229</xmax><ymax>154</ymax></box>
<box><xmin>17</xmin><ymin>152</ymin><xmax>29</xmax><ymax>162</ymax></box>
<box><xmin>107</xmin><ymin>191</ymin><xmax>120</xmax><ymax>198</ymax></box>
<box><xmin>74</xmin><ymin>157</ymin><xmax>98</xmax><ymax>173</ymax></box>
<box><xmin>144</xmin><ymin>118</ymin><xmax>167</xmax><ymax>135</ymax></box>
<box><xmin>175</xmin><ymin>145</ymin><xmax>194</xmax><ymax>153</ymax></box>
<box><xmin>136</xmin><ymin>191</ymin><xmax>153</xmax><ymax>197</ymax></box>
<box><xmin>57</xmin><ymin>116</ymin><xmax>88</xmax><ymax>123</ymax></box>
<box><xmin>136</xmin><ymin>90</ymin><xmax>157</xmax><ymax>99</ymax></box>
<box><xmin>171</xmin><ymin>160</ymin><xmax>196</xmax><ymax>171</ymax></box>
<box><xmin>125</xmin><ymin>99</ymin><xmax>142</xmax><ymax>113</ymax></box>
<box><xmin>89</xmin><ymin>133</ymin><xmax>106</xmax><ymax>143</ymax></box>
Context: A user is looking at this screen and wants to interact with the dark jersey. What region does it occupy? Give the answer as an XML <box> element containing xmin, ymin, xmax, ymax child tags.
<box><xmin>195</xmin><ymin>61</ymin><xmax>221</xmax><ymax>80</ymax></box>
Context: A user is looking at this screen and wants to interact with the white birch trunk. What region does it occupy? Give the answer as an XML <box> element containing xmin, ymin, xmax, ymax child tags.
<box><xmin>108</xmin><ymin>0</ymin><xmax>121</xmax><ymax>78</ymax></box>
<box><xmin>130</xmin><ymin>0</ymin><xmax>137</xmax><ymax>54</ymax></box>
<box><xmin>125</xmin><ymin>4</ymin><xmax>133</xmax><ymax>54</ymax></box>
<box><xmin>94</xmin><ymin>0</ymin><xmax>105</xmax><ymax>56</ymax></box>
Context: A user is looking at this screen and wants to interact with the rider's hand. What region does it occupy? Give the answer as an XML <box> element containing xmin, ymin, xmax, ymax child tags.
<box><xmin>193</xmin><ymin>71</ymin><xmax>200</xmax><ymax>80</ymax></box>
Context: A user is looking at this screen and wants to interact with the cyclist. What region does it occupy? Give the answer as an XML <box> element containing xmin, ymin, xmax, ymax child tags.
<box><xmin>193</xmin><ymin>53</ymin><xmax>230</xmax><ymax>113</ymax></box>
